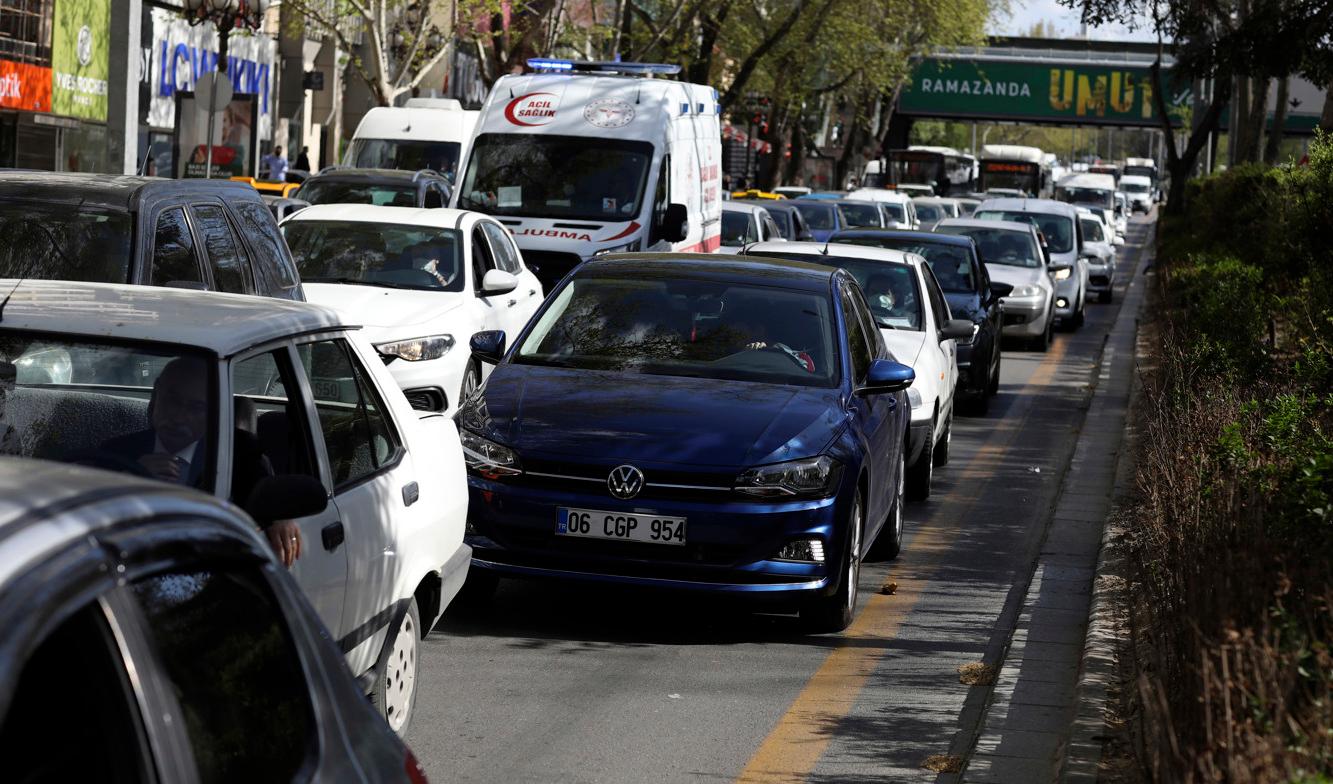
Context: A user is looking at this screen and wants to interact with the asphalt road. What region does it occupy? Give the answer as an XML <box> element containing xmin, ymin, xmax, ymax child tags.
<box><xmin>408</xmin><ymin>214</ymin><xmax>1153</xmax><ymax>784</ymax></box>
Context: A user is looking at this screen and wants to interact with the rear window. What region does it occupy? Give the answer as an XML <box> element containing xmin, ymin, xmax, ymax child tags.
<box><xmin>296</xmin><ymin>180</ymin><xmax>416</xmax><ymax>207</ymax></box>
<box><xmin>792</xmin><ymin>202</ymin><xmax>835</xmax><ymax>230</ymax></box>
<box><xmin>837</xmin><ymin>203</ymin><xmax>881</xmax><ymax>228</ymax></box>
<box><xmin>0</xmin><ymin>201</ymin><xmax>133</xmax><ymax>283</ymax></box>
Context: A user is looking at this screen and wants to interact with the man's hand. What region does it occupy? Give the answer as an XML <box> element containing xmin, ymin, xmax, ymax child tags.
<box><xmin>139</xmin><ymin>453</ymin><xmax>185</xmax><ymax>481</ymax></box>
<box><xmin>266</xmin><ymin>520</ymin><xmax>303</xmax><ymax>567</ymax></box>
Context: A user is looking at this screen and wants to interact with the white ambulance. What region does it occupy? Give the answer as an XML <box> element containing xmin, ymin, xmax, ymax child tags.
<box><xmin>453</xmin><ymin>60</ymin><xmax>722</xmax><ymax>289</ymax></box>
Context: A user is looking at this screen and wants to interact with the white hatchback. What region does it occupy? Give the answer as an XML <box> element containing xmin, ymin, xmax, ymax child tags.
<box><xmin>283</xmin><ymin>204</ymin><xmax>545</xmax><ymax>416</ymax></box>
<box><xmin>0</xmin><ymin>280</ymin><xmax>469</xmax><ymax>736</ymax></box>
<box><xmin>741</xmin><ymin>242</ymin><xmax>973</xmax><ymax>500</ymax></box>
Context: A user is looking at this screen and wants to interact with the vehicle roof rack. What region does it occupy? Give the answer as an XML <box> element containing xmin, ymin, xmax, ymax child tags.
<box><xmin>525</xmin><ymin>58</ymin><xmax>681</xmax><ymax>76</ymax></box>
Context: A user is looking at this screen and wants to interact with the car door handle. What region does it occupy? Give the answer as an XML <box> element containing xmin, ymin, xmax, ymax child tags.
<box><xmin>507</xmin><ymin>298</ymin><xmax>517</xmax><ymax>307</ymax></box>
<box><xmin>402</xmin><ymin>481</ymin><xmax>420</xmax><ymax>506</ymax></box>
<box><xmin>321</xmin><ymin>521</ymin><xmax>345</xmax><ymax>552</ymax></box>
<box><xmin>529</xmin><ymin>289</ymin><xmax>537</xmax><ymax>296</ymax></box>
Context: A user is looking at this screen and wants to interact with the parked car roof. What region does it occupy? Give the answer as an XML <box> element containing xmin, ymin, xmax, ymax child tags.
<box><xmin>975</xmin><ymin>197</ymin><xmax>1080</xmax><ymax>217</ymax></box>
<box><xmin>742</xmin><ymin>240</ymin><xmax>920</xmax><ymax>267</ymax></box>
<box><xmin>721</xmin><ymin>201</ymin><xmax>772</xmax><ymax>216</ymax></box>
<box><xmin>0</xmin><ymin>279</ymin><xmax>349</xmax><ymax>357</ymax></box>
<box><xmin>0</xmin><ymin>172</ymin><xmax>260</xmax><ymax>212</ymax></box>
<box><xmin>582</xmin><ymin>252</ymin><xmax>841</xmax><ymax>292</ymax></box>
<box><xmin>831</xmin><ymin>228</ymin><xmax>975</xmax><ymax>248</ymax></box>
<box><xmin>281</xmin><ymin>203</ymin><xmax>474</xmax><ymax>228</ymax></box>
<box><xmin>935</xmin><ymin>217</ymin><xmax>1040</xmax><ymax>235</ymax></box>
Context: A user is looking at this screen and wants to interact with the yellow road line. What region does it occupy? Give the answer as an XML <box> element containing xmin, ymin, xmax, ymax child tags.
<box><xmin>736</xmin><ymin>336</ymin><xmax>1072</xmax><ymax>783</ymax></box>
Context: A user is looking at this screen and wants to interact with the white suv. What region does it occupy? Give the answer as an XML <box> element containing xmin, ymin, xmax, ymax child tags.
<box><xmin>283</xmin><ymin>204</ymin><xmax>545</xmax><ymax>415</ymax></box>
<box><xmin>0</xmin><ymin>279</ymin><xmax>469</xmax><ymax>735</ymax></box>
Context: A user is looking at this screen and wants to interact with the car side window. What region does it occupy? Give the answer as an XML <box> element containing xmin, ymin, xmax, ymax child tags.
<box><xmin>192</xmin><ymin>204</ymin><xmax>250</xmax><ymax>294</ymax></box>
<box><xmin>297</xmin><ymin>338</ymin><xmax>401</xmax><ymax>488</ymax></box>
<box><xmin>234</xmin><ymin>202</ymin><xmax>299</xmax><ymax>292</ymax></box>
<box><xmin>648</xmin><ymin>156</ymin><xmax>671</xmax><ymax>245</ymax></box>
<box><xmin>423</xmin><ymin>186</ymin><xmax>444</xmax><ymax>209</ymax></box>
<box><xmin>481</xmin><ymin>222</ymin><xmax>521</xmax><ymax>274</ymax></box>
<box><xmin>850</xmin><ymin>284</ymin><xmax>884</xmax><ymax>359</ymax></box>
<box><xmin>761</xmin><ymin>212</ymin><xmax>781</xmax><ymax>241</ymax></box>
<box><xmin>840</xmin><ymin>285</ymin><xmax>872</xmax><ymax>383</ymax></box>
<box><xmin>0</xmin><ymin>602</ymin><xmax>153</xmax><ymax>782</ymax></box>
<box><xmin>471</xmin><ymin>226</ymin><xmax>498</xmax><ymax>291</ymax></box>
<box><xmin>231</xmin><ymin>348</ymin><xmax>320</xmax><ymax>487</ymax></box>
<box><xmin>130</xmin><ymin>565</ymin><xmax>316</xmax><ymax>784</ymax></box>
<box><xmin>151</xmin><ymin>207</ymin><xmax>203</xmax><ymax>286</ymax></box>
<box><xmin>921</xmin><ymin>265</ymin><xmax>952</xmax><ymax>327</ymax></box>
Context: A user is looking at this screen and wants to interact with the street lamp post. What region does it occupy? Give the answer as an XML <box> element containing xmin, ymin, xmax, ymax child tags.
<box><xmin>183</xmin><ymin>0</ymin><xmax>267</xmax><ymax>177</ymax></box>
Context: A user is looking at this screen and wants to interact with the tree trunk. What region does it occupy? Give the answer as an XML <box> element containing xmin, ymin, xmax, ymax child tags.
<box><xmin>1153</xmin><ymin>58</ymin><xmax>1230</xmax><ymax>216</ymax></box>
<box><xmin>1231</xmin><ymin>74</ymin><xmax>1247</xmax><ymax>167</ymax></box>
<box><xmin>1264</xmin><ymin>77</ymin><xmax>1289</xmax><ymax>164</ymax></box>
<box><xmin>1320</xmin><ymin>85</ymin><xmax>1333</xmax><ymax>133</ymax></box>
<box><xmin>1239</xmin><ymin>77</ymin><xmax>1269</xmax><ymax>163</ymax></box>
<box><xmin>784</xmin><ymin>117</ymin><xmax>805</xmax><ymax>187</ymax></box>
<box><xmin>834</xmin><ymin>108</ymin><xmax>863</xmax><ymax>189</ymax></box>
<box><xmin>688</xmin><ymin>0</ymin><xmax>732</xmax><ymax>86</ymax></box>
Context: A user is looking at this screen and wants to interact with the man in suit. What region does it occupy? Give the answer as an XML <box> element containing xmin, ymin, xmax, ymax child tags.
<box><xmin>101</xmin><ymin>357</ymin><xmax>304</xmax><ymax>566</ymax></box>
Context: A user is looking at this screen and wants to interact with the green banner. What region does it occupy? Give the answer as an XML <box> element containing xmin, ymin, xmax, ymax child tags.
<box><xmin>899</xmin><ymin>58</ymin><xmax>1191</xmax><ymax>128</ymax></box>
<box><xmin>51</xmin><ymin>0</ymin><xmax>110</xmax><ymax>121</ymax></box>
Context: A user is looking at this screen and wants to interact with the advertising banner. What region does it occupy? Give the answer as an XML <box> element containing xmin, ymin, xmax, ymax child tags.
<box><xmin>898</xmin><ymin>57</ymin><xmax>1192</xmax><ymax>128</ymax></box>
<box><xmin>149</xmin><ymin>7</ymin><xmax>277</xmax><ymax>141</ymax></box>
<box><xmin>51</xmin><ymin>0</ymin><xmax>110</xmax><ymax>121</ymax></box>
<box><xmin>175</xmin><ymin>92</ymin><xmax>258</xmax><ymax>178</ymax></box>
<box><xmin>0</xmin><ymin>60</ymin><xmax>52</xmax><ymax>113</ymax></box>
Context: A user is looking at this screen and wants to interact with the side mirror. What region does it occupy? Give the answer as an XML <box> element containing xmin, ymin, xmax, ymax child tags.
<box><xmin>798</xmin><ymin>231</ymin><xmax>815</xmax><ymax>241</ymax></box>
<box><xmin>481</xmin><ymin>268</ymin><xmax>518</xmax><ymax>296</ymax></box>
<box><xmin>989</xmin><ymin>281</ymin><xmax>1014</xmax><ymax>299</ymax></box>
<box><xmin>1113</xmin><ymin>236</ymin><xmax>1125</xmax><ymax>247</ymax></box>
<box><xmin>856</xmin><ymin>359</ymin><xmax>915</xmax><ymax>396</ymax></box>
<box><xmin>470</xmin><ymin>330</ymin><xmax>507</xmax><ymax>364</ymax></box>
<box><xmin>661</xmin><ymin>203</ymin><xmax>689</xmax><ymax>243</ymax></box>
<box><xmin>245</xmin><ymin>474</ymin><xmax>328</xmax><ymax>527</ymax></box>
<box><xmin>940</xmin><ymin>319</ymin><xmax>975</xmax><ymax>342</ymax></box>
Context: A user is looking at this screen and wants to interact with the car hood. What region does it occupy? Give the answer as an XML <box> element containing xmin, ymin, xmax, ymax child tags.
<box><xmin>984</xmin><ymin>263</ymin><xmax>1045</xmax><ymax>289</ymax></box>
<box><xmin>881</xmin><ymin>328</ymin><xmax>926</xmax><ymax>368</ymax></box>
<box><xmin>1083</xmin><ymin>241</ymin><xmax>1114</xmax><ymax>261</ymax></box>
<box><xmin>471</xmin><ymin>366</ymin><xmax>846</xmax><ymax>468</ymax></box>
<box><xmin>303</xmin><ymin>282</ymin><xmax>464</xmax><ymax>332</ymax></box>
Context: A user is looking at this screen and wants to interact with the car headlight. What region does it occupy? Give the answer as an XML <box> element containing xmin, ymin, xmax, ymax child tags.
<box><xmin>907</xmin><ymin>387</ymin><xmax>923</xmax><ymax>410</ymax></box>
<box><xmin>594</xmin><ymin>239</ymin><xmax>642</xmax><ymax>256</ymax></box>
<box><xmin>375</xmin><ymin>335</ymin><xmax>455</xmax><ymax>362</ymax></box>
<box><xmin>460</xmin><ymin>429</ymin><xmax>522</xmax><ymax>479</ymax></box>
<box><xmin>1050</xmin><ymin>267</ymin><xmax>1072</xmax><ymax>281</ymax></box>
<box><xmin>735</xmin><ymin>455</ymin><xmax>841</xmax><ymax>499</ymax></box>
<box><xmin>1012</xmin><ymin>284</ymin><xmax>1041</xmax><ymax>297</ymax></box>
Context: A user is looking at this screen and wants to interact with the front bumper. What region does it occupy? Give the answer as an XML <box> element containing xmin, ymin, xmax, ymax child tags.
<box><xmin>384</xmin><ymin>350</ymin><xmax>469</xmax><ymax>416</ymax></box>
<box><xmin>464</xmin><ymin>473</ymin><xmax>852</xmax><ymax>601</ymax></box>
<box><xmin>1000</xmin><ymin>295</ymin><xmax>1048</xmax><ymax>337</ymax></box>
<box><xmin>907</xmin><ymin>419</ymin><xmax>932</xmax><ymax>467</ymax></box>
<box><xmin>1052</xmin><ymin>277</ymin><xmax>1081</xmax><ymax>319</ymax></box>
<box><xmin>435</xmin><ymin>541</ymin><xmax>473</xmax><ymax>624</ymax></box>
<box><xmin>1086</xmin><ymin>265</ymin><xmax>1114</xmax><ymax>293</ymax></box>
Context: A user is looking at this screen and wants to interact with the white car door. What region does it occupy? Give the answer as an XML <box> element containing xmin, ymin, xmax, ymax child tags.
<box><xmin>467</xmin><ymin>223</ymin><xmax>512</xmax><ymax>344</ymax></box>
<box><xmin>919</xmin><ymin>263</ymin><xmax>959</xmax><ymax>420</ymax></box>
<box><xmin>227</xmin><ymin>344</ymin><xmax>348</xmax><ymax>638</ymax></box>
<box><xmin>293</xmin><ymin>334</ymin><xmax>420</xmax><ymax>679</ymax></box>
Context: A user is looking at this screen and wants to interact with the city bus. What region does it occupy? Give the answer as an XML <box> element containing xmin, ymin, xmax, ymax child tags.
<box><xmin>978</xmin><ymin>145</ymin><xmax>1052</xmax><ymax>198</ymax></box>
<box><xmin>864</xmin><ymin>146</ymin><xmax>976</xmax><ymax>195</ymax></box>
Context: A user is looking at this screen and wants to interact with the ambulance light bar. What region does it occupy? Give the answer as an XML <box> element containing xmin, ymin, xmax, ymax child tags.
<box><xmin>526</xmin><ymin>59</ymin><xmax>682</xmax><ymax>76</ymax></box>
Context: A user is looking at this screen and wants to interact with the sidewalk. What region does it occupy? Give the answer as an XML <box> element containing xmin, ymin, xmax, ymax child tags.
<box><xmin>955</xmin><ymin>233</ymin><xmax>1151</xmax><ymax>782</ymax></box>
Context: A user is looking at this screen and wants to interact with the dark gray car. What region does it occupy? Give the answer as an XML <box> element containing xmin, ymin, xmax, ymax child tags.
<box><xmin>0</xmin><ymin>458</ymin><xmax>426</xmax><ymax>783</ymax></box>
<box><xmin>0</xmin><ymin>172</ymin><xmax>304</xmax><ymax>300</ymax></box>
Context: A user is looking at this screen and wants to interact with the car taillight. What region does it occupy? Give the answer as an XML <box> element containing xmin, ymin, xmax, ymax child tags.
<box><xmin>406</xmin><ymin>748</ymin><xmax>430</xmax><ymax>784</ymax></box>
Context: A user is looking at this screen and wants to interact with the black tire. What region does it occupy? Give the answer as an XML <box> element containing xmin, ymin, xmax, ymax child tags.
<box><xmin>987</xmin><ymin>350</ymin><xmax>1001</xmax><ymax>396</ymax></box>
<box><xmin>801</xmin><ymin>491</ymin><xmax>864</xmax><ymax>633</ymax></box>
<box><xmin>905</xmin><ymin>417</ymin><xmax>935</xmax><ymax>501</ymax></box>
<box><xmin>371</xmin><ymin>597</ymin><xmax>420</xmax><ymax>737</ymax></box>
<box><xmin>1073</xmin><ymin>299</ymin><xmax>1086</xmax><ymax>328</ymax></box>
<box><xmin>458</xmin><ymin>360</ymin><xmax>482</xmax><ymax>408</ymax></box>
<box><xmin>933</xmin><ymin>411</ymin><xmax>952</xmax><ymax>467</ymax></box>
<box><xmin>1098</xmin><ymin>289</ymin><xmax>1113</xmax><ymax>304</ymax></box>
<box><xmin>869</xmin><ymin>450</ymin><xmax>906</xmax><ymax>560</ymax></box>
<box><xmin>1031</xmin><ymin>316</ymin><xmax>1052</xmax><ymax>352</ymax></box>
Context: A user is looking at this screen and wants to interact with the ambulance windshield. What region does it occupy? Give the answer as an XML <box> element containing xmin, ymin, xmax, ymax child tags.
<box><xmin>459</xmin><ymin>134</ymin><xmax>653</xmax><ymax>222</ymax></box>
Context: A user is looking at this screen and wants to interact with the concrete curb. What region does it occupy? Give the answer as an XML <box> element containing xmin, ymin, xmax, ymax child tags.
<box><xmin>1058</xmin><ymin>222</ymin><xmax>1157</xmax><ymax>783</ymax></box>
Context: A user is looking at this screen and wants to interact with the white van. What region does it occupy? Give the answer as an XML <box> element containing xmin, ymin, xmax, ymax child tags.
<box><xmin>345</xmin><ymin>98</ymin><xmax>480</xmax><ymax>181</ymax></box>
<box><xmin>452</xmin><ymin>60</ymin><xmax>722</xmax><ymax>288</ymax></box>
<box><xmin>1056</xmin><ymin>172</ymin><xmax>1119</xmax><ymax>241</ymax></box>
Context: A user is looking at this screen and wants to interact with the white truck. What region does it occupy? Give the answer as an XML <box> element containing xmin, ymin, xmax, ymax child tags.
<box><xmin>452</xmin><ymin>59</ymin><xmax>722</xmax><ymax>289</ymax></box>
<box><xmin>345</xmin><ymin>97</ymin><xmax>480</xmax><ymax>182</ymax></box>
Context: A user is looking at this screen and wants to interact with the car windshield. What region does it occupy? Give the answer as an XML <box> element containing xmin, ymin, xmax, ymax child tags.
<box><xmin>0</xmin><ymin>201</ymin><xmax>133</xmax><ymax>283</ymax></box>
<box><xmin>747</xmin><ymin>252</ymin><xmax>923</xmax><ymax>330</ymax></box>
<box><xmin>838</xmin><ymin>203</ymin><xmax>881</xmax><ymax>228</ymax></box>
<box><xmin>975</xmin><ymin>210</ymin><xmax>1075</xmax><ymax>254</ymax></box>
<box><xmin>880</xmin><ymin>203</ymin><xmax>907</xmax><ymax>223</ymax></box>
<box><xmin>720</xmin><ymin>211</ymin><xmax>758</xmax><ymax>247</ymax></box>
<box><xmin>937</xmin><ymin>226</ymin><xmax>1042</xmax><ymax>268</ymax></box>
<box><xmin>915</xmin><ymin>203</ymin><xmax>943</xmax><ymax>222</ymax></box>
<box><xmin>296</xmin><ymin>180</ymin><xmax>416</xmax><ymax>207</ymax></box>
<box><xmin>458</xmin><ymin>134</ymin><xmax>652</xmax><ymax>222</ymax></box>
<box><xmin>1080</xmin><ymin>218</ymin><xmax>1105</xmax><ymax>242</ymax></box>
<box><xmin>516</xmin><ymin>277</ymin><xmax>838</xmax><ymax>387</ymax></box>
<box><xmin>1058</xmin><ymin>187</ymin><xmax>1113</xmax><ymax>209</ymax></box>
<box><xmin>792</xmin><ymin>202</ymin><xmax>835</xmax><ymax>230</ymax></box>
<box><xmin>833</xmin><ymin>238</ymin><xmax>976</xmax><ymax>294</ymax></box>
<box><xmin>283</xmin><ymin>220</ymin><xmax>464</xmax><ymax>291</ymax></box>
<box><xmin>1121</xmin><ymin>182</ymin><xmax>1150</xmax><ymax>193</ymax></box>
<box><xmin>346</xmin><ymin>138</ymin><xmax>461</xmax><ymax>177</ymax></box>
<box><xmin>0</xmin><ymin>335</ymin><xmax>216</xmax><ymax>491</ymax></box>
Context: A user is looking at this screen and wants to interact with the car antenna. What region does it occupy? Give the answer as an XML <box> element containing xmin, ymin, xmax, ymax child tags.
<box><xmin>821</xmin><ymin>241</ymin><xmax>829</xmax><ymax>255</ymax></box>
<box><xmin>0</xmin><ymin>276</ymin><xmax>24</xmax><ymax>323</ymax></box>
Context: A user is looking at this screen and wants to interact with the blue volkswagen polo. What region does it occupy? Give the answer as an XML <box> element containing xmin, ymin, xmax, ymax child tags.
<box><xmin>458</xmin><ymin>254</ymin><xmax>914</xmax><ymax>631</ymax></box>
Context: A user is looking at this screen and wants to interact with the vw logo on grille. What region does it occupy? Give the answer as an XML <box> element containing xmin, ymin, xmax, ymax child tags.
<box><xmin>607</xmin><ymin>465</ymin><xmax>645</xmax><ymax>500</ymax></box>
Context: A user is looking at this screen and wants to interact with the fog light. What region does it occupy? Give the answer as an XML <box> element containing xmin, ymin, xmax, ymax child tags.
<box><xmin>776</xmin><ymin>538</ymin><xmax>825</xmax><ymax>563</ymax></box>
<box><xmin>1056</xmin><ymin>297</ymin><xmax>1069</xmax><ymax>309</ymax></box>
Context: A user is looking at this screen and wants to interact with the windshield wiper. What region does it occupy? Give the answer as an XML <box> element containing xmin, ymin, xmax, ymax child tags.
<box><xmin>304</xmin><ymin>276</ymin><xmax>416</xmax><ymax>290</ymax></box>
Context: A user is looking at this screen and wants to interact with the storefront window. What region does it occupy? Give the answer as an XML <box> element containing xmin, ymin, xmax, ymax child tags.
<box><xmin>59</xmin><ymin>123</ymin><xmax>107</xmax><ymax>173</ymax></box>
